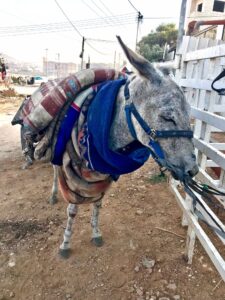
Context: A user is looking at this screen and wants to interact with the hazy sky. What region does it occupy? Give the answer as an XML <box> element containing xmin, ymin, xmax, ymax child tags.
<box><xmin>0</xmin><ymin>0</ymin><xmax>182</xmax><ymax>66</ymax></box>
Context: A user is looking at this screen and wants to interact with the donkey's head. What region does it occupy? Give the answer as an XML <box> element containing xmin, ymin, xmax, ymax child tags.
<box><xmin>117</xmin><ymin>36</ymin><xmax>198</xmax><ymax>179</ymax></box>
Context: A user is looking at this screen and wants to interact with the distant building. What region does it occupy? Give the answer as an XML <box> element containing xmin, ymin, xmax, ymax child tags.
<box><xmin>43</xmin><ymin>57</ymin><xmax>78</xmax><ymax>79</ymax></box>
<box><xmin>186</xmin><ymin>0</ymin><xmax>225</xmax><ymax>40</ymax></box>
<box><xmin>89</xmin><ymin>62</ymin><xmax>114</xmax><ymax>69</ymax></box>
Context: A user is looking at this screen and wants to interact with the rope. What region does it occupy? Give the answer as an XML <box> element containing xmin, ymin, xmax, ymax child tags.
<box><xmin>157</xmin><ymin>158</ymin><xmax>225</xmax><ymax>238</ymax></box>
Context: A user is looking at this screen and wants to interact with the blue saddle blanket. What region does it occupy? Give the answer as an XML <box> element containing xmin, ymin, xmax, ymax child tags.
<box><xmin>52</xmin><ymin>78</ymin><xmax>151</xmax><ymax>176</ymax></box>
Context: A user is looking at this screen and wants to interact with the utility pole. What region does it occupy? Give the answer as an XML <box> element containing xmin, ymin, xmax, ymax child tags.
<box><xmin>113</xmin><ymin>51</ymin><xmax>116</xmax><ymax>69</ymax></box>
<box><xmin>45</xmin><ymin>48</ymin><xmax>48</xmax><ymax>77</ymax></box>
<box><xmin>79</xmin><ymin>36</ymin><xmax>85</xmax><ymax>70</ymax></box>
<box><xmin>86</xmin><ymin>56</ymin><xmax>90</xmax><ymax>69</ymax></box>
<box><xmin>135</xmin><ymin>11</ymin><xmax>143</xmax><ymax>51</ymax></box>
<box><xmin>57</xmin><ymin>53</ymin><xmax>60</xmax><ymax>78</ymax></box>
<box><xmin>176</xmin><ymin>0</ymin><xmax>187</xmax><ymax>51</ymax></box>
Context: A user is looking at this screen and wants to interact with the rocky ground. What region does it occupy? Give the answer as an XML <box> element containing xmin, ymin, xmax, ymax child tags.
<box><xmin>0</xmin><ymin>91</ymin><xmax>225</xmax><ymax>300</ymax></box>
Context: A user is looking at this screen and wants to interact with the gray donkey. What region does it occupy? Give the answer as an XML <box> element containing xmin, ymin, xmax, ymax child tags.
<box><xmin>17</xmin><ymin>37</ymin><xmax>198</xmax><ymax>258</ymax></box>
<box><xmin>56</xmin><ymin>37</ymin><xmax>198</xmax><ymax>258</ymax></box>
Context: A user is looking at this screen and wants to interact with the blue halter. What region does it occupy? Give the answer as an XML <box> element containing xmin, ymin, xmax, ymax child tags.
<box><xmin>124</xmin><ymin>81</ymin><xmax>193</xmax><ymax>166</ymax></box>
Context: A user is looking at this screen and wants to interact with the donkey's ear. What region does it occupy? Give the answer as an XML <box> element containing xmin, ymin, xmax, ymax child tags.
<box><xmin>116</xmin><ymin>36</ymin><xmax>162</xmax><ymax>85</ymax></box>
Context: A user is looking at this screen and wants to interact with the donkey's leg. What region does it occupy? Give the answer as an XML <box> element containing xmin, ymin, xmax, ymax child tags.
<box><xmin>59</xmin><ymin>203</ymin><xmax>78</xmax><ymax>258</ymax></box>
<box><xmin>20</xmin><ymin>126</ymin><xmax>33</xmax><ymax>169</ymax></box>
<box><xmin>49</xmin><ymin>165</ymin><xmax>58</xmax><ymax>205</ymax></box>
<box><xmin>91</xmin><ymin>199</ymin><xmax>104</xmax><ymax>247</ymax></box>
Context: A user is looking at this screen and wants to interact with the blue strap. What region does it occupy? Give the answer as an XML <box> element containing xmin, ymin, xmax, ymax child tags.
<box><xmin>124</xmin><ymin>80</ymin><xmax>130</xmax><ymax>100</ymax></box>
<box><xmin>124</xmin><ymin>81</ymin><xmax>193</xmax><ymax>165</ymax></box>
<box><xmin>125</xmin><ymin>105</ymin><xmax>138</xmax><ymax>139</ymax></box>
<box><xmin>127</xmin><ymin>103</ymin><xmax>152</xmax><ymax>135</ymax></box>
<box><xmin>155</xmin><ymin>130</ymin><xmax>193</xmax><ymax>138</ymax></box>
<box><xmin>149</xmin><ymin>140</ymin><xmax>165</xmax><ymax>159</ymax></box>
<box><xmin>125</xmin><ymin>102</ymin><xmax>193</xmax><ymax>139</ymax></box>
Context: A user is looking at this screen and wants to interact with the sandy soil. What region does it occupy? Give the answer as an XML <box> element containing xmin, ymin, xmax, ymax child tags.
<box><xmin>0</xmin><ymin>95</ymin><xmax>225</xmax><ymax>300</ymax></box>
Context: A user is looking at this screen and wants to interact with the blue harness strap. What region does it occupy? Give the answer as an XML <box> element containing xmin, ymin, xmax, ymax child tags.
<box><xmin>124</xmin><ymin>81</ymin><xmax>193</xmax><ymax>160</ymax></box>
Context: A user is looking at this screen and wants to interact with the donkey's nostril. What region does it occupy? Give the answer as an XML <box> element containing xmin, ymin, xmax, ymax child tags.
<box><xmin>192</xmin><ymin>153</ymin><xmax>196</xmax><ymax>160</ymax></box>
<box><xmin>188</xmin><ymin>165</ymin><xmax>199</xmax><ymax>177</ymax></box>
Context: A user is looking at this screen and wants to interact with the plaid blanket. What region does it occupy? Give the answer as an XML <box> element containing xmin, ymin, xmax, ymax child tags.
<box><xmin>12</xmin><ymin>69</ymin><xmax>120</xmax><ymax>162</ymax></box>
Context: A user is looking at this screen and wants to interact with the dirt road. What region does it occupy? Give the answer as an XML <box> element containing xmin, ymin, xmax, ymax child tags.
<box><xmin>0</xmin><ymin>96</ymin><xmax>225</xmax><ymax>300</ymax></box>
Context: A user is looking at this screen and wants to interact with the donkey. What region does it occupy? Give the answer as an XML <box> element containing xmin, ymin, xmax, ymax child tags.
<box><xmin>15</xmin><ymin>37</ymin><xmax>198</xmax><ymax>258</ymax></box>
<box><xmin>52</xmin><ymin>37</ymin><xmax>198</xmax><ymax>258</ymax></box>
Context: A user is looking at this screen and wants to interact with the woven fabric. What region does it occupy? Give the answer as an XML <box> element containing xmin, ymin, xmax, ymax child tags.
<box><xmin>12</xmin><ymin>69</ymin><xmax>117</xmax><ymax>132</ymax></box>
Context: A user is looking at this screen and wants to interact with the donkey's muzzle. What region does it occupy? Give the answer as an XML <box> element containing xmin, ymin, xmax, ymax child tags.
<box><xmin>170</xmin><ymin>164</ymin><xmax>199</xmax><ymax>181</ymax></box>
<box><xmin>187</xmin><ymin>165</ymin><xmax>199</xmax><ymax>178</ymax></box>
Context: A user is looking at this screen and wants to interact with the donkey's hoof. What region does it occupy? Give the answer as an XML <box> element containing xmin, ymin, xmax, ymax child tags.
<box><xmin>59</xmin><ymin>248</ymin><xmax>71</xmax><ymax>259</ymax></box>
<box><xmin>91</xmin><ymin>236</ymin><xmax>104</xmax><ymax>247</ymax></box>
<box><xmin>49</xmin><ymin>196</ymin><xmax>58</xmax><ymax>205</ymax></box>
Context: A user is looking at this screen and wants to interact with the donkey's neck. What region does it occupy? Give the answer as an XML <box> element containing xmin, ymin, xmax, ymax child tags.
<box><xmin>109</xmin><ymin>87</ymin><xmax>135</xmax><ymax>151</ymax></box>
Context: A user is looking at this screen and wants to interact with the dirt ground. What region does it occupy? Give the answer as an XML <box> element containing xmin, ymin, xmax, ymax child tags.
<box><xmin>0</xmin><ymin>94</ymin><xmax>225</xmax><ymax>300</ymax></box>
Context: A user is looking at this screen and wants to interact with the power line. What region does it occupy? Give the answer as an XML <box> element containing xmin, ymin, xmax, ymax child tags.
<box><xmin>0</xmin><ymin>13</ymin><xmax>135</xmax><ymax>30</ymax></box>
<box><xmin>0</xmin><ymin>14</ymin><xmax>136</xmax><ymax>36</ymax></box>
<box><xmin>82</xmin><ymin>0</ymin><xmax>114</xmax><ymax>28</ymax></box>
<box><xmin>96</xmin><ymin>0</ymin><xmax>128</xmax><ymax>30</ymax></box>
<box><xmin>82</xmin><ymin>0</ymin><xmax>102</xmax><ymax>18</ymax></box>
<box><xmin>127</xmin><ymin>0</ymin><xmax>139</xmax><ymax>13</ymax></box>
<box><xmin>90</xmin><ymin>0</ymin><xmax>109</xmax><ymax>17</ymax></box>
<box><xmin>97</xmin><ymin>0</ymin><xmax>115</xmax><ymax>16</ymax></box>
<box><xmin>0</xmin><ymin>13</ymin><xmax>181</xmax><ymax>38</ymax></box>
<box><xmin>0</xmin><ymin>9</ymin><xmax>32</xmax><ymax>24</ymax></box>
<box><xmin>144</xmin><ymin>16</ymin><xmax>178</xmax><ymax>19</ymax></box>
<box><xmin>87</xmin><ymin>38</ymin><xmax>116</xmax><ymax>43</ymax></box>
<box><xmin>91</xmin><ymin>0</ymin><xmax>124</xmax><ymax>29</ymax></box>
<box><xmin>54</xmin><ymin>0</ymin><xmax>83</xmax><ymax>38</ymax></box>
<box><xmin>54</xmin><ymin>0</ymin><xmax>109</xmax><ymax>55</ymax></box>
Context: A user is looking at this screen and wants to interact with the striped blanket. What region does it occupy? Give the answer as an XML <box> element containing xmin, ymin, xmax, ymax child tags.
<box><xmin>12</xmin><ymin>69</ymin><xmax>121</xmax><ymax>162</ymax></box>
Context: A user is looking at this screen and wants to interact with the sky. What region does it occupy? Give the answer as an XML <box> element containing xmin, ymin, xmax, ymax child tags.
<box><xmin>0</xmin><ymin>0</ymin><xmax>182</xmax><ymax>66</ymax></box>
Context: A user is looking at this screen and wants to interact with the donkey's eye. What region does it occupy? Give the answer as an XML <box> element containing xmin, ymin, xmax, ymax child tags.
<box><xmin>161</xmin><ymin>116</ymin><xmax>177</xmax><ymax>126</ymax></box>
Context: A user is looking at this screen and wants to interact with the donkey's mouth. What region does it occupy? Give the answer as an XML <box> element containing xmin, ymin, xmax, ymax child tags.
<box><xmin>170</xmin><ymin>164</ymin><xmax>199</xmax><ymax>181</ymax></box>
<box><xmin>187</xmin><ymin>165</ymin><xmax>199</xmax><ymax>178</ymax></box>
<box><xmin>171</xmin><ymin>171</ymin><xmax>179</xmax><ymax>180</ymax></box>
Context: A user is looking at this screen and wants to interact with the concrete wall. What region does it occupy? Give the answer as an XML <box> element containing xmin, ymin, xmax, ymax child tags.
<box><xmin>186</xmin><ymin>0</ymin><xmax>225</xmax><ymax>40</ymax></box>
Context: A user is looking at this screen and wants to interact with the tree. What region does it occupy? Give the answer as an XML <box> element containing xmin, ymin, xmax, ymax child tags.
<box><xmin>138</xmin><ymin>23</ymin><xmax>178</xmax><ymax>62</ymax></box>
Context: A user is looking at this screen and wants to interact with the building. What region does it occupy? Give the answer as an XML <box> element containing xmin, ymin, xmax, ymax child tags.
<box><xmin>43</xmin><ymin>57</ymin><xmax>78</xmax><ymax>79</ymax></box>
<box><xmin>185</xmin><ymin>0</ymin><xmax>225</xmax><ymax>40</ymax></box>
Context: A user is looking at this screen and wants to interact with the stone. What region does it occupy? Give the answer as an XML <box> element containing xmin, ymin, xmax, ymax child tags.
<box><xmin>167</xmin><ymin>283</ymin><xmax>177</xmax><ymax>290</ymax></box>
<box><xmin>9</xmin><ymin>292</ymin><xmax>15</xmax><ymax>298</ymax></box>
<box><xmin>136</xmin><ymin>288</ymin><xmax>143</xmax><ymax>296</ymax></box>
<box><xmin>134</xmin><ymin>266</ymin><xmax>140</xmax><ymax>272</ymax></box>
<box><xmin>129</xmin><ymin>240</ymin><xmax>136</xmax><ymax>250</ymax></box>
<box><xmin>136</xmin><ymin>209</ymin><xmax>144</xmax><ymax>216</ymax></box>
<box><xmin>8</xmin><ymin>261</ymin><xmax>15</xmax><ymax>267</ymax></box>
<box><xmin>141</xmin><ymin>257</ymin><xmax>155</xmax><ymax>269</ymax></box>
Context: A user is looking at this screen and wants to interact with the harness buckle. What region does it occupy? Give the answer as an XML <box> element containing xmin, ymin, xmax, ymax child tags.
<box><xmin>149</xmin><ymin>129</ymin><xmax>157</xmax><ymax>141</ymax></box>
